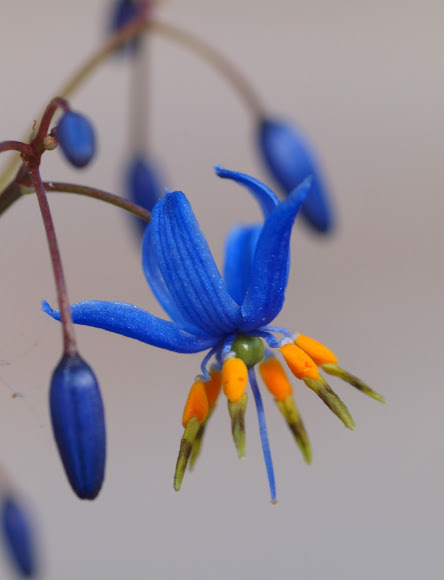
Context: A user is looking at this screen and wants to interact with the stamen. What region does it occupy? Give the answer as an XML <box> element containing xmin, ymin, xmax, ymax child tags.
<box><xmin>222</xmin><ymin>358</ymin><xmax>248</xmax><ymax>403</ymax></box>
<box><xmin>221</xmin><ymin>334</ymin><xmax>236</xmax><ymax>360</ymax></box>
<box><xmin>189</xmin><ymin>369</ymin><xmax>222</xmax><ymax>471</ymax></box>
<box><xmin>259</xmin><ymin>357</ymin><xmax>311</xmax><ymax>464</ymax></box>
<box><xmin>182</xmin><ymin>380</ymin><xmax>209</xmax><ymax>428</ymax></box>
<box><xmin>261</xmin><ymin>326</ymin><xmax>292</xmax><ymax>338</ymax></box>
<box><xmin>280</xmin><ymin>343</ymin><xmax>320</xmax><ymax>380</ymax></box>
<box><xmin>227</xmin><ymin>393</ymin><xmax>248</xmax><ymax>458</ymax></box>
<box><xmin>321</xmin><ymin>364</ymin><xmax>386</xmax><ymax>403</ymax></box>
<box><xmin>248</xmin><ymin>367</ymin><xmax>277</xmax><ymax>504</ymax></box>
<box><xmin>294</xmin><ymin>334</ymin><xmax>338</xmax><ymax>366</ymax></box>
<box><xmin>252</xmin><ymin>330</ymin><xmax>280</xmax><ymax>348</ymax></box>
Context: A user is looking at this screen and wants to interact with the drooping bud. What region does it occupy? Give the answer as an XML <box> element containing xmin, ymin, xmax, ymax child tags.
<box><xmin>1</xmin><ymin>496</ymin><xmax>37</xmax><ymax>577</ymax></box>
<box><xmin>280</xmin><ymin>343</ymin><xmax>354</xmax><ymax>430</ymax></box>
<box><xmin>50</xmin><ymin>353</ymin><xmax>106</xmax><ymax>500</ymax></box>
<box><xmin>109</xmin><ymin>0</ymin><xmax>141</xmax><ymax>55</ymax></box>
<box><xmin>259</xmin><ymin>356</ymin><xmax>311</xmax><ymax>463</ymax></box>
<box><xmin>174</xmin><ymin>380</ymin><xmax>209</xmax><ymax>491</ymax></box>
<box><xmin>127</xmin><ymin>155</ymin><xmax>163</xmax><ymax>234</ymax></box>
<box><xmin>257</xmin><ymin>118</ymin><xmax>333</xmax><ymax>233</ymax></box>
<box><xmin>56</xmin><ymin>111</ymin><xmax>96</xmax><ymax>168</ymax></box>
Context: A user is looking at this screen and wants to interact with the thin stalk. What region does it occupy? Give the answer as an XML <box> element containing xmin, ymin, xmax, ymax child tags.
<box><xmin>34</xmin><ymin>97</ymin><xmax>70</xmax><ymax>145</ymax></box>
<box><xmin>41</xmin><ymin>182</ymin><xmax>151</xmax><ymax>222</ymax></box>
<box><xmin>27</xmin><ymin>166</ymin><xmax>77</xmax><ymax>356</ymax></box>
<box><xmin>0</xmin><ymin>141</ymin><xmax>33</xmax><ymax>156</ymax></box>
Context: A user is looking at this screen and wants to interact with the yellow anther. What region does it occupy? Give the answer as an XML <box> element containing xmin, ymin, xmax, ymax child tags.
<box><xmin>280</xmin><ymin>343</ymin><xmax>320</xmax><ymax>380</ymax></box>
<box><xmin>182</xmin><ymin>380</ymin><xmax>209</xmax><ymax>428</ymax></box>
<box><xmin>204</xmin><ymin>369</ymin><xmax>222</xmax><ymax>409</ymax></box>
<box><xmin>222</xmin><ymin>357</ymin><xmax>248</xmax><ymax>403</ymax></box>
<box><xmin>294</xmin><ymin>334</ymin><xmax>338</xmax><ymax>366</ymax></box>
<box><xmin>259</xmin><ymin>356</ymin><xmax>293</xmax><ymax>402</ymax></box>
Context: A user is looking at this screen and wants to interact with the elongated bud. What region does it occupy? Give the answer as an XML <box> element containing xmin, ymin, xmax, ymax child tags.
<box><xmin>222</xmin><ymin>357</ymin><xmax>248</xmax><ymax>402</ymax></box>
<box><xmin>50</xmin><ymin>353</ymin><xmax>106</xmax><ymax>500</ymax></box>
<box><xmin>294</xmin><ymin>334</ymin><xmax>338</xmax><ymax>366</ymax></box>
<box><xmin>228</xmin><ymin>392</ymin><xmax>248</xmax><ymax>458</ymax></box>
<box><xmin>259</xmin><ymin>357</ymin><xmax>311</xmax><ymax>463</ymax></box>
<box><xmin>1</xmin><ymin>496</ymin><xmax>37</xmax><ymax>577</ymax></box>
<box><xmin>257</xmin><ymin>118</ymin><xmax>333</xmax><ymax>233</ymax></box>
<box><xmin>109</xmin><ymin>0</ymin><xmax>141</xmax><ymax>55</ymax></box>
<box><xmin>189</xmin><ymin>369</ymin><xmax>222</xmax><ymax>471</ymax></box>
<box><xmin>174</xmin><ymin>381</ymin><xmax>209</xmax><ymax>490</ymax></box>
<box><xmin>127</xmin><ymin>155</ymin><xmax>163</xmax><ymax>234</ymax></box>
<box><xmin>56</xmin><ymin>111</ymin><xmax>96</xmax><ymax>168</ymax></box>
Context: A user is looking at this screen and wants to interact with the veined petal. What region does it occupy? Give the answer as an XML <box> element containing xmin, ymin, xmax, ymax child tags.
<box><xmin>240</xmin><ymin>179</ymin><xmax>310</xmax><ymax>331</ymax></box>
<box><xmin>151</xmin><ymin>192</ymin><xmax>242</xmax><ymax>335</ymax></box>
<box><xmin>142</xmin><ymin>225</ymin><xmax>208</xmax><ymax>335</ymax></box>
<box><xmin>214</xmin><ymin>165</ymin><xmax>279</xmax><ymax>218</ymax></box>
<box><xmin>42</xmin><ymin>301</ymin><xmax>218</xmax><ymax>354</ymax></box>
<box><xmin>224</xmin><ymin>223</ymin><xmax>261</xmax><ymax>305</ymax></box>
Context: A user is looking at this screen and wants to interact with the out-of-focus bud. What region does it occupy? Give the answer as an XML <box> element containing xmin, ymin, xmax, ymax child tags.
<box><xmin>1</xmin><ymin>496</ymin><xmax>37</xmax><ymax>577</ymax></box>
<box><xmin>257</xmin><ymin>118</ymin><xmax>333</xmax><ymax>233</ymax></box>
<box><xmin>109</xmin><ymin>0</ymin><xmax>141</xmax><ymax>55</ymax></box>
<box><xmin>56</xmin><ymin>111</ymin><xmax>96</xmax><ymax>168</ymax></box>
<box><xmin>127</xmin><ymin>155</ymin><xmax>163</xmax><ymax>234</ymax></box>
<box><xmin>50</xmin><ymin>353</ymin><xmax>106</xmax><ymax>500</ymax></box>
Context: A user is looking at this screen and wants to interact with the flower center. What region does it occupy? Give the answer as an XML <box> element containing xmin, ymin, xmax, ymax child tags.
<box><xmin>231</xmin><ymin>335</ymin><xmax>264</xmax><ymax>367</ymax></box>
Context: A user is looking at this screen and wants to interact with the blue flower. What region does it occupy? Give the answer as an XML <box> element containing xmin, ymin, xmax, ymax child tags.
<box><xmin>109</xmin><ymin>0</ymin><xmax>141</xmax><ymax>55</ymax></box>
<box><xmin>43</xmin><ymin>167</ymin><xmax>383</xmax><ymax>502</ymax></box>
<box><xmin>258</xmin><ymin>118</ymin><xmax>334</xmax><ymax>234</ymax></box>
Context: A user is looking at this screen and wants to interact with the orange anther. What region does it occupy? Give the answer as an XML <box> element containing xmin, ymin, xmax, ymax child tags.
<box><xmin>259</xmin><ymin>357</ymin><xmax>293</xmax><ymax>402</ymax></box>
<box><xmin>222</xmin><ymin>357</ymin><xmax>248</xmax><ymax>403</ymax></box>
<box><xmin>182</xmin><ymin>380</ymin><xmax>209</xmax><ymax>427</ymax></box>
<box><xmin>204</xmin><ymin>369</ymin><xmax>222</xmax><ymax>408</ymax></box>
<box><xmin>294</xmin><ymin>334</ymin><xmax>338</xmax><ymax>366</ymax></box>
<box><xmin>280</xmin><ymin>343</ymin><xmax>320</xmax><ymax>380</ymax></box>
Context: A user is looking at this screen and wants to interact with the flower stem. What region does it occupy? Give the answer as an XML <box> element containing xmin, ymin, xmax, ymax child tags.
<box><xmin>0</xmin><ymin>141</ymin><xmax>33</xmax><ymax>156</ymax></box>
<box><xmin>27</xmin><ymin>166</ymin><xmax>77</xmax><ymax>356</ymax></box>
<box><xmin>41</xmin><ymin>182</ymin><xmax>151</xmax><ymax>222</ymax></box>
<box><xmin>34</xmin><ymin>97</ymin><xmax>70</xmax><ymax>146</ymax></box>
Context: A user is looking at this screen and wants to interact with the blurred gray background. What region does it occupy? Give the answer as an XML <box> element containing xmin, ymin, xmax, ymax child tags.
<box><xmin>0</xmin><ymin>1</ymin><xmax>443</xmax><ymax>578</ymax></box>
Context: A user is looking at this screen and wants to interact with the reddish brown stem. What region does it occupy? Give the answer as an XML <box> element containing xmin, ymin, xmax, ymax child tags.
<box><xmin>0</xmin><ymin>141</ymin><xmax>33</xmax><ymax>156</ymax></box>
<box><xmin>27</xmin><ymin>166</ymin><xmax>77</xmax><ymax>356</ymax></box>
<box><xmin>34</xmin><ymin>97</ymin><xmax>70</xmax><ymax>146</ymax></box>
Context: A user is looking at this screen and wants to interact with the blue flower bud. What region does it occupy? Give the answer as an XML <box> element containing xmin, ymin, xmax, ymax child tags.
<box><xmin>1</xmin><ymin>497</ymin><xmax>37</xmax><ymax>577</ymax></box>
<box><xmin>109</xmin><ymin>0</ymin><xmax>141</xmax><ymax>55</ymax></box>
<box><xmin>258</xmin><ymin>119</ymin><xmax>333</xmax><ymax>233</ymax></box>
<box><xmin>50</xmin><ymin>353</ymin><xmax>106</xmax><ymax>500</ymax></box>
<box><xmin>127</xmin><ymin>155</ymin><xmax>163</xmax><ymax>234</ymax></box>
<box><xmin>56</xmin><ymin>111</ymin><xmax>96</xmax><ymax>168</ymax></box>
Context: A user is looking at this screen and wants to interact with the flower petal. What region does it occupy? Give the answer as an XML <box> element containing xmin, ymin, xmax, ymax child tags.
<box><xmin>258</xmin><ymin>119</ymin><xmax>333</xmax><ymax>233</ymax></box>
<box><xmin>214</xmin><ymin>165</ymin><xmax>279</xmax><ymax>218</ymax></box>
<box><xmin>151</xmin><ymin>192</ymin><xmax>242</xmax><ymax>335</ymax></box>
<box><xmin>240</xmin><ymin>179</ymin><xmax>310</xmax><ymax>331</ymax></box>
<box><xmin>42</xmin><ymin>300</ymin><xmax>218</xmax><ymax>354</ymax></box>
<box><xmin>224</xmin><ymin>223</ymin><xmax>261</xmax><ymax>305</ymax></box>
<box><xmin>142</xmin><ymin>225</ymin><xmax>207</xmax><ymax>335</ymax></box>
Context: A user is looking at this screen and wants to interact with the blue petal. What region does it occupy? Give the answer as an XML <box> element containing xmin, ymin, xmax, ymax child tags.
<box><xmin>240</xmin><ymin>179</ymin><xmax>310</xmax><ymax>331</ymax></box>
<box><xmin>56</xmin><ymin>111</ymin><xmax>96</xmax><ymax>169</ymax></box>
<box><xmin>50</xmin><ymin>353</ymin><xmax>106</xmax><ymax>500</ymax></box>
<box><xmin>142</xmin><ymin>225</ymin><xmax>208</xmax><ymax>335</ymax></box>
<box><xmin>1</xmin><ymin>497</ymin><xmax>37</xmax><ymax>577</ymax></box>
<box><xmin>258</xmin><ymin>119</ymin><xmax>333</xmax><ymax>233</ymax></box>
<box><xmin>214</xmin><ymin>165</ymin><xmax>279</xmax><ymax>218</ymax></box>
<box><xmin>42</xmin><ymin>301</ymin><xmax>218</xmax><ymax>354</ymax></box>
<box><xmin>151</xmin><ymin>192</ymin><xmax>242</xmax><ymax>335</ymax></box>
<box><xmin>224</xmin><ymin>223</ymin><xmax>261</xmax><ymax>305</ymax></box>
